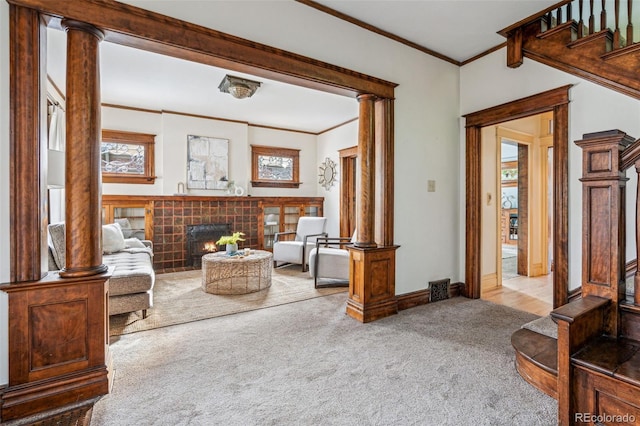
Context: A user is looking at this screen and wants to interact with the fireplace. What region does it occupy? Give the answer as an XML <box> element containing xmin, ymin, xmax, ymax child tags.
<box><xmin>186</xmin><ymin>223</ymin><xmax>232</xmax><ymax>268</ymax></box>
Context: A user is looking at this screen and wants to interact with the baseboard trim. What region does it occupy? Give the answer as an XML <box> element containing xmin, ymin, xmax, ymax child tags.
<box><xmin>396</xmin><ymin>282</ymin><xmax>464</xmax><ymax>311</ymax></box>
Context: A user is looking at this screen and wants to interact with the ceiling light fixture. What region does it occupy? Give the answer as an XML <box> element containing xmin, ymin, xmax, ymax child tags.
<box><xmin>218</xmin><ymin>74</ymin><xmax>261</xmax><ymax>99</ymax></box>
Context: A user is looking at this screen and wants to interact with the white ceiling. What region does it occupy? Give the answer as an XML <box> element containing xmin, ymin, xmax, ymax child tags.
<box><xmin>47</xmin><ymin>1</ymin><xmax>558</xmax><ymax>133</ymax></box>
<box><xmin>313</xmin><ymin>0</ymin><xmax>559</xmax><ymax>63</ymax></box>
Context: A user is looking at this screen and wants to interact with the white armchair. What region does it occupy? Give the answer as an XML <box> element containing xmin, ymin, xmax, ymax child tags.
<box><xmin>308</xmin><ymin>232</ymin><xmax>355</xmax><ymax>288</ymax></box>
<box><xmin>272</xmin><ymin>217</ymin><xmax>327</xmax><ymax>272</ymax></box>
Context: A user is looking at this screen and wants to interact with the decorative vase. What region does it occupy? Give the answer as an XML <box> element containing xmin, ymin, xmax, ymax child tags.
<box><xmin>226</xmin><ymin>243</ymin><xmax>238</xmax><ymax>255</ymax></box>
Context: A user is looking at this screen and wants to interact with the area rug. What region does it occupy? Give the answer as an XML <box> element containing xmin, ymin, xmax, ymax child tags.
<box><xmin>109</xmin><ymin>266</ymin><xmax>347</xmax><ymax>337</ymax></box>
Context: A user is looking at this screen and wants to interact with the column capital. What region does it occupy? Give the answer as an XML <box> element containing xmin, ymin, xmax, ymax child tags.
<box><xmin>357</xmin><ymin>93</ymin><xmax>377</xmax><ymax>103</ymax></box>
<box><xmin>61</xmin><ymin>19</ymin><xmax>105</xmax><ymax>41</ymax></box>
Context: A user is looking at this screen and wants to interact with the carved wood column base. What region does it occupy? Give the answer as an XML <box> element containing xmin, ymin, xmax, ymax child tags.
<box><xmin>59</xmin><ymin>263</ymin><xmax>108</xmax><ymax>278</ymax></box>
<box><xmin>0</xmin><ymin>269</ymin><xmax>113</xmax><ymax>422</ymax></box>
<box><xmin>346</xmin><ymin>245</ymin><xmax>399</xmax><ymax>323</ymax></box>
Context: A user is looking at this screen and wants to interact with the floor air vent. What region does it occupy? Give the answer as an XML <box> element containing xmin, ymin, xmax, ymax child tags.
<box><xmin>429</xmin><ymin>278</ymin><xmax>450</xmax><ymax>302</ymax></box>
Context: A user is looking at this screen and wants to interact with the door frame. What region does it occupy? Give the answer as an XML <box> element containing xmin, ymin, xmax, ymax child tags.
<box><xmin>464</xmin><ymin>85</ymin><xmax>571</xmax><ymax>308</ymax></box>
<box><xmin>339</xmin><ymin>146</ymin><xmax>358</xmax><ymax>238</ymax></box>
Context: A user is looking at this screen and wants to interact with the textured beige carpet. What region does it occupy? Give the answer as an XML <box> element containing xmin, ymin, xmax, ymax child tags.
<box><xmin>109</xmin><ymin>266</ymin><xmax>347</xmax><ymax>336</ymax></box>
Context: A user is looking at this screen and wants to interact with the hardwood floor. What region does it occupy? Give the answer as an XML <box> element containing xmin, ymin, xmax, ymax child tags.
<box><xmin>482</xmin><ymin>273</ymin><xmax>553</xmax><ymax>316</ymax></box>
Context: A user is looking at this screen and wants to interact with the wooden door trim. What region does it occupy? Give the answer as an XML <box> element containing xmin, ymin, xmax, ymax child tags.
<box><xmin>464</xmin><ymin>85</ymin><xmax>571</xmax><ymax>307</ymax></box>
<box><xmin>340</xmin><ymin>146</ymin><xmax>358</xmax><ymax>238</ymax></box>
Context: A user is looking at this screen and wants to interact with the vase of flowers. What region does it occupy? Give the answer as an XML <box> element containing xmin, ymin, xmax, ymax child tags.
<box><xmin>216</xmin><ymin>232</ymin><xmax>245</xmax><ymax>255</ymax></box>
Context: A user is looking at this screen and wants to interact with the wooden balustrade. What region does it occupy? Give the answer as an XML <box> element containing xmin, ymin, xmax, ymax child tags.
<box><xmin>541</xmin><ymin>0</ymin><xmax>638</xmax><ymax>50</ymax></box>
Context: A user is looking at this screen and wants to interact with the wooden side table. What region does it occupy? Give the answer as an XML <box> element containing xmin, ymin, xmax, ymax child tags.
<box><xmin>201</xmin><ymin>250</ymin><xmax>273</xmax><ymax>294</ymax></box>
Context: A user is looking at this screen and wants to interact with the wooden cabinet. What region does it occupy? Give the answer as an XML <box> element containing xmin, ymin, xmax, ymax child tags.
<box><xmin>258</xmin><ymin>197</ymin><xmax>323</xmax><ymax>250</ymax></box>
<box><xmin>102</xmin><ymin>196</ymin><xmax>154</xmax><ymax>240</ymax></box>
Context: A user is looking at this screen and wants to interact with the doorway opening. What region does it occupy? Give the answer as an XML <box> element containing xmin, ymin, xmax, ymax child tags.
<box><xmin>479</xmin><ymin>113</ymin><xmax>554</xmax><ymax>316</ymax></box>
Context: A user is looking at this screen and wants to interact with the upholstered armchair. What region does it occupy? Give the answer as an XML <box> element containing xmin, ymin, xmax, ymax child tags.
<box><xmin>308</xmin><ymin>233</ymin><xmax>355</xmax><ymax>288</ymax></box>
<box><xmin>272</xmin><ymin>217</ymin><xmax>327</xmax><ymax>272</ymax></box>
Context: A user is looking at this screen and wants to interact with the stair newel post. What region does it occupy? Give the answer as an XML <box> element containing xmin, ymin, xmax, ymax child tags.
<box><xmin>614</xmin><ymin>0</ymin><xmax>621</xmax><ymax>48</ymax></box>
<box><xmin>627</xmin><ymin>0</ymin><xmax>633</xmax><ymax>44</ymax></box>
<box><xmin>576</xmin><ymin>130</ymin><xmax>634</xmax><ymax>335</ymax></box>
<box><xmin>589</xmin><ymin>0</ymin><xmax>595</xmax><ymax>34</ymax></box>
<box><xmin>600</xmin><ymin>0</ymin><xmax>607</xmax><ymax>31</ymax></box>
<box><xmin>636</xmin><ymin>161</ymin><xmax>640</xmax><ymax>306</ymax></box>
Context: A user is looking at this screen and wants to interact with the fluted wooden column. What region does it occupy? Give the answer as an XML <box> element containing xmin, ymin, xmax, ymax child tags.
<box><xmin>355</xmin><ymin>94</ymin><xmax>377</xmax><ymax>248</ymax></box>
<box><xmin>60</xmin><ymin>20</ymin><xmax>107</xmax><ymax>278</ymax></box>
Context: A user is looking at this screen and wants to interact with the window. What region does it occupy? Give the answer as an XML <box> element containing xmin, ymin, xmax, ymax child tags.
<box><xmin>101</xmin><ymin>130</ymin><xmax>156</xmax><ymax>184</ymax></box>
<box><xmin>251</xmin><ymin>145</ymin><xmax>300</xmax><ymax>188</ymax></box>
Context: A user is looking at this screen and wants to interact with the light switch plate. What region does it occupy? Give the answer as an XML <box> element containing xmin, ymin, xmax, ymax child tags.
<box><xmin>427</xmin><ymin>180</ymin><xmax>436</xmax><ymax>192</ymax></box>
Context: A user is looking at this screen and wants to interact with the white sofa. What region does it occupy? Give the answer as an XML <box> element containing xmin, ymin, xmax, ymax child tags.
<box><xmin>48</xmin><ymin>222</ymin><xmax>155</xmax><ymax>318</ymax></box>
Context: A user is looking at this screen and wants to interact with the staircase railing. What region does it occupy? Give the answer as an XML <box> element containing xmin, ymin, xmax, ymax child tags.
<box><xmin>541</xmin><ymin>0</ymin><xmax>640</xmax><ymax>50</ymax></box>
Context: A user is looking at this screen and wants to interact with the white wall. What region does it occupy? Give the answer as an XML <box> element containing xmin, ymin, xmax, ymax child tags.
<box><xmin>0</xmin><ymin>0</ymin><xmax>9</xmax><ymax>387</ymax></box>
<box><xmin>102</xmin><ymin>108</ymin><xmax>322</xmax><ymax>198</ymax></box>
<box><xmin>461</xmin><ymin>48</ymin><xmax>640</xmax><ymax>290</ymax></box>
<box><xmin>102</xmin><ymin>107</ymin><xmax>164</xmax><ymax>195</ymax></box>
<box><xmin>481</xmin><ymin>125</ymin><xmax>498</xmax><ymax>280</ymax></box>
<box><xmin>248</xmin><ymin>126</ymin><xmax>318</xmax><ymax>197</ymax></box>
<box><xmin>121</xmin><ymin>1</ymin><xmax>463</xmax><ymax>293</ymax></box>
<box><xmin>160</xmin><ymin>113</ymin><xmax>250</xmax><ymax>196</ymax></box>
<box><xmin>317</xmin><ymin>121</ymin><xmax>359</xmax><ymax>237</ymax></box>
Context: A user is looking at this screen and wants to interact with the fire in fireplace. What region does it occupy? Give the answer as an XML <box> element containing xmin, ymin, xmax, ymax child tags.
<box><xmin>186</xmin><ymin>223</ymin><xmax>232</xmax><ymax>268</ymax></box>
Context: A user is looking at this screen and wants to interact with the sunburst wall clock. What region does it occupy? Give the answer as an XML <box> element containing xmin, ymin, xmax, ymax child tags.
<box><xmin>318</xmin><ymin>157</ymin><xmax>337</xmax><ymax>190</ymax></box>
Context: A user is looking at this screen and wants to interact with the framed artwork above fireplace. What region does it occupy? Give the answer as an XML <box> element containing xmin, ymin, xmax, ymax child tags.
<box><xmin>187</xmin><ymin>135</ymin><xmax>229</xmax><ymax>190</ymax></box>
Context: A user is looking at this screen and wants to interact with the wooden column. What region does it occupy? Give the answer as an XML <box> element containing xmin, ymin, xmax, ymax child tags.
<box><xmin>375</xmin><ymin>98</ymin><xmax>394</xmax><ymax>246</ymax></box>
<box><xmin>575</xmin><ymin>130</ymin><xmax>634</xmax><ymax>335</ymax></box>
<box><xmin>347</xmin><ymin>95</ymin><xmax>398</xmax><ymax>323</ymax></box>
<box><xmin>9</xmin><ymin>5</ymin><xmax>48</xmax><ymax>282</ymax></box>
<box><xmin>59</xmin><ymin>20</ymin><xmax>107</xmax><ymax>278</ymax></box>
<box><xmin>1</xmin><ymin>13</ymin><xmax>112</xmax><ymax>422</ymax></box>
<box><xmin>355</xmin><ymin>94</ymin><xmax>377</xmax><ymax>248</ymax></box>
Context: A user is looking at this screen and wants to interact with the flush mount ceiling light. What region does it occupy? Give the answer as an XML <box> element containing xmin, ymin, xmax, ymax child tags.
<box><xmin>218</xmin><ymin>74</ymin><xmax>261</xmax><ymax>99</ymax></box>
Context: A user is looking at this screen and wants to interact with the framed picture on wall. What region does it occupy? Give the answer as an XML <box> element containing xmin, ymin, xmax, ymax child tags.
<box><xmin>186</xmin><ymin>135</ymin><xmax>229</xmax><ymax>190</ymax></box>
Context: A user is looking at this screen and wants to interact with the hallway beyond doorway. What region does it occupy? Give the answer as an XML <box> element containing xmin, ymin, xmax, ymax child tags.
<box><xmin>482</xmin><ymin>273</ymin><xmax>553</xmax><ymax>316</ymax></box>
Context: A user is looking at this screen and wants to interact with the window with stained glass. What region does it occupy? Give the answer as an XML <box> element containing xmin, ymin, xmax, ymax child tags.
<box><xmin>251</xmin><ymin>145</ymin><xmax>300</xmax><ymax>188</ymax></box>
<box><xmin>101</xmin><ymin>130</ymin><xmax>156</xmax><ymax>184</ymax></box>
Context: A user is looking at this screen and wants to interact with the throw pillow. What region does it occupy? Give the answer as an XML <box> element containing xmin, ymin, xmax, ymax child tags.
<box><xmin>115</xmin><ymin>218</ymin><xmax>133</xmax><ymax>238</ymax></box>
<box><xmin>48</xmin><ymin>222</ymin><xmax>66</xmax><ymax>270</ymax></box>
<box><xmin>102</xmin><ymin>223</ymin><xmax>126</xmax><ymax>254</ymax></box>
<box><xmin>124</xmin><ymin>238</ymin><xmax>146</xmax><ymax>249</ymax></box>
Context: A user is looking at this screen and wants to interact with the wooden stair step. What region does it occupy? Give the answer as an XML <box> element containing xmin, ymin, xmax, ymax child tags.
<box><xmin>572</xmin><ymin>335</ymin><xmax>640</xmax><ymax>388</ymax></box>
<box><xmin>537</xmin><ymin>20</ymin><xmax>578</xmax><ymax>44</ymax></box>
<box><xmin>566</xmin><ymin>29</ymin><xmax>613</xmax><ymax>56</ymax></box>
<box><xmin>621</xmin><ymin>301</ymin><xmax>640</xmax><ymax>341</ymax></box>
<box><xmin>511</xmin><ymin>328</ymin><xmax>558</xmax><ymax>398</ymax></box>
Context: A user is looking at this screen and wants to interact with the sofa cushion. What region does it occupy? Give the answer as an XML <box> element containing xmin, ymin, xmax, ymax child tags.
<box><xmin>103</xmin><ymin>223</ymin><xmax>126</xmax><ymax>254</ymax></box>
<box><xmin>104</xmin><ymin>251</ymin><xmax>155</xmax><ymax>296</ymax></box>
